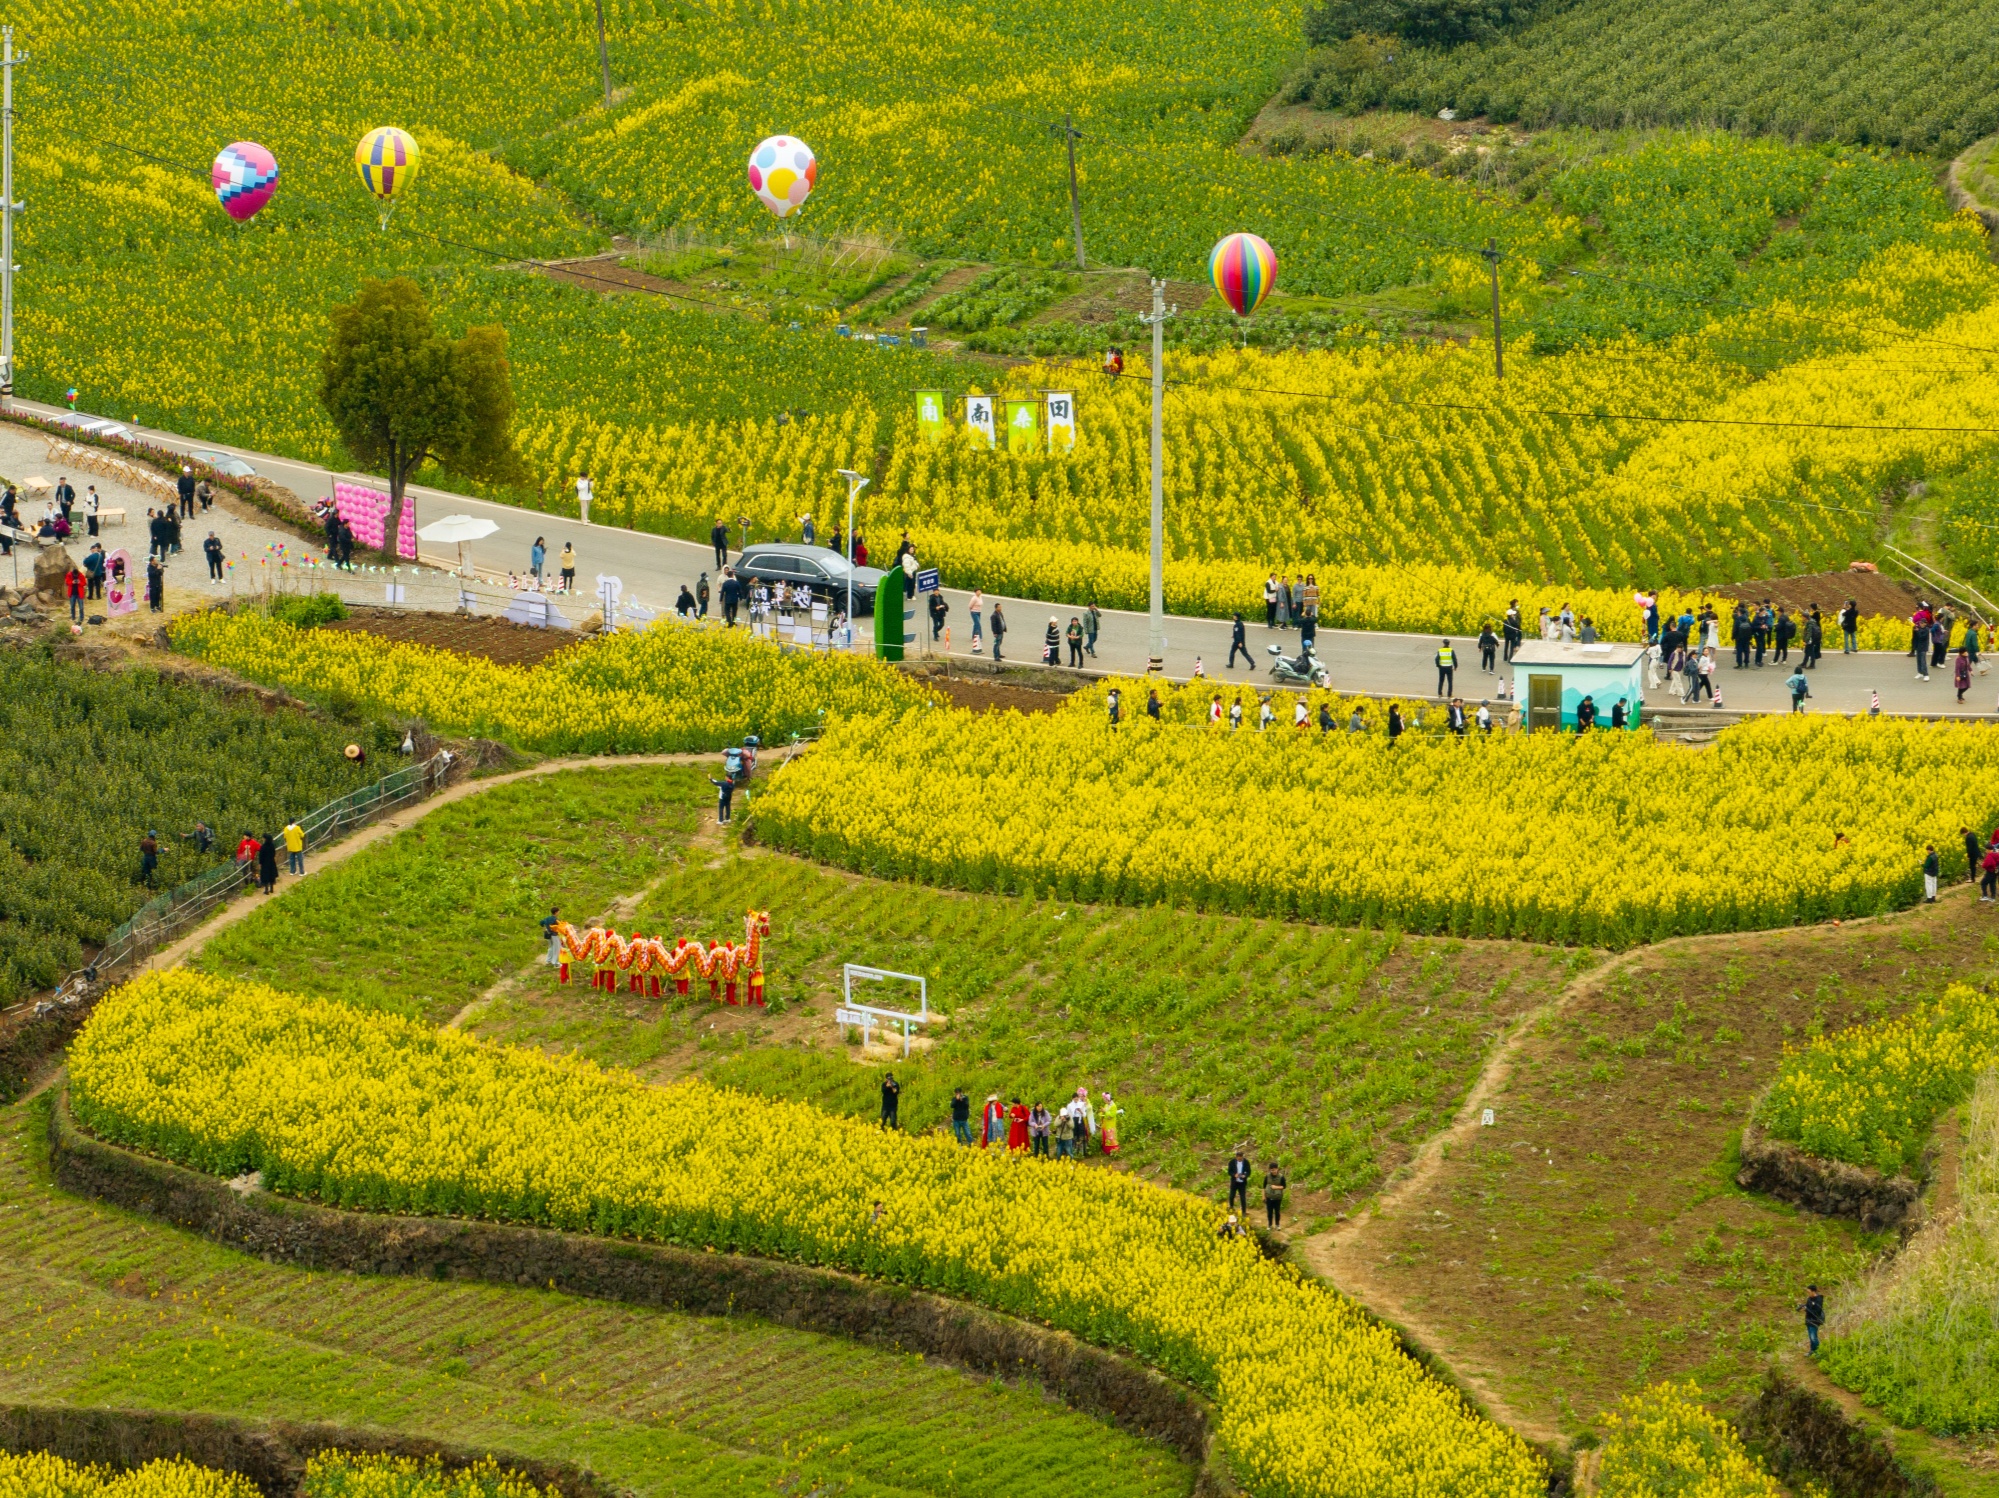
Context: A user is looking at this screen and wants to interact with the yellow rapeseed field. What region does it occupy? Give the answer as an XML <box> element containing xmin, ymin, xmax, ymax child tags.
<box><xmin>169</xmin><ymin>609</ymin><xmax>926</xmax><ymax>753</ymax></box>
<box><xmin>0</xmin><ymin>1453</ymin><xmax>259</xmax><ymax>1498</ymax></box>
<box><xmin>753</xmin><ymin>705</ymin><xmax>1999</xmax><ymax>946</ymax></box>
<box><xmin>70</xmin><ymin>971</ymin><xmax>1548</xmax><ymax>1498</ymax></box>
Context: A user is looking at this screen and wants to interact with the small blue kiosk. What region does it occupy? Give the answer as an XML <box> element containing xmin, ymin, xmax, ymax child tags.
<box><xmin>1509</xmin><ymin>640</ymin><xmax>1647</xmax><ymax>731</ymax></box>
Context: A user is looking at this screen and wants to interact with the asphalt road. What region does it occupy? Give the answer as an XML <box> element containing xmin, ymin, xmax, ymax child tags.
<box><xmin>15</xmin><ymin>396</ymin><xmax>1990</xmax><ymax>718</ymax></box>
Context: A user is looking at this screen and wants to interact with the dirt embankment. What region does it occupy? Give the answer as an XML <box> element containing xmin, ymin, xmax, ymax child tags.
<box><xmin>321</xmin><ymin>609</ymin><xmax>580</xmax><ymax>667</ymax></box>
<box><xmin>1706</xmin><ymin>571</ymin><xmax>1922</xmax><ymax>619</ymax></box>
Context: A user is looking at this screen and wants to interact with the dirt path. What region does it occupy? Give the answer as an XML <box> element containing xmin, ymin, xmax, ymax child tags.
<box><xmin>1293</xmin><ymin>883</ymin><xmax>1987</xmax><ymax>1449</ymax></box>
<box><xmin>140</xmin><ymin>752</ymin><xmax>726</xmax><ymax>979</ymax></box>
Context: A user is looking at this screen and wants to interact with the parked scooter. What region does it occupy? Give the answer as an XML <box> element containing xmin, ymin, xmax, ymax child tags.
<box><xmin>1267</xmin><ymin>642</ymin><xmax>1331</xmax><ymax>688</ymax></box>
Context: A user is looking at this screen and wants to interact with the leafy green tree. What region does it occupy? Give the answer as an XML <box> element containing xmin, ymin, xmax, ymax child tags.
<box><xmin>1304</xmin><ymin>0</ymin><xmax>1542</xmax><ymax>49</ymax></box>
<box><xmin>317</xmin><ymin>277</ymin><xmax>523</xmax><ymax>562</ymax></box>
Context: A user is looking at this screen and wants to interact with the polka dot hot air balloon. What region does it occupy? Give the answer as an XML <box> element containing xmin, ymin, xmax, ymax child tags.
<box><xmin>747</xmin><ymin>135</ymin><xmax>817</xmax><ymax>220</ymax></box>
<box><xmin>1209</xmin><ymin>232</ymin><xmax>1278</xmax><ymax>317</ymax></box>
<box><xmin>212</xmin><ymin>142</ymin><xmax>279</xmax><ymax>222</ymax></box>
<box><xmin>355</xmin><ymin>126</ymin><xmax>420</xmax><ymax>225</ymax></box>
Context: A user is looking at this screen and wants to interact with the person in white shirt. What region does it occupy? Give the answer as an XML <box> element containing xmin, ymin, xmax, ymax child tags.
<box><xmin>968</xmin><ymin>590</ymin><xmax>984</xmax><ymax>653</ymax></box>
<box><xmin>85</xmin><ymin>487</ymin><xmax>101</xmax><ymax>537</ymax></box>
<box><xmin>1258</xmin><ymin>698</ymin><xmax>1275</xmax><ymax>730</ymax></box>
<box><xmin>1476</xmin><ymin>701</ymin><xmax>1493</xmax><ymax>733</ymax></box>
<box><xmin>575</xmin><ymin>473</ymin><xmax>593</xmax><ymax>523</ymax></box>
<box><xmin>1293</xmin><ymin>698</ymin><xmax>1309</xmax><ymax>729</ymax></box>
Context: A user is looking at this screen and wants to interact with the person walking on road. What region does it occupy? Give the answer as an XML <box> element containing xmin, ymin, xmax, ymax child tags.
<box><xmin>204</xmin><ymin>532</ymin><xmax>224</xmax><ymax>582</ymax></box>
<box><xmin>1264</xmin><ymin>574</ymin><xmax>1279</xmax><ymax>628</ymax></box>
<box><xmin>711</xmin><ymin>519</ymin><xmax>730</xmax><ymax>568</ymax></box>
<box><xmin>1066</xmin><ymin>615</ymin><xmax>1084</xmax><ymax>667</ymax></box>
<box><xmin>1956</xmin><ymin>647</ymin><xmax>1974</xmax><ymax>703</ymax></box>
<box><xmin>1435</xmin><ymin>638</ymin><xmax>1456</xmax><ymax>697</ymax></box>
<box><xmin>968</xmin><ymin>590</ymin><xmax>984</xmax><ymax>653</ymax></box>
<box><xmin>1043</xmin><ymin>616</ymin><xmax>1061</xmax><ymax>666</ymax></box>
<box><xmin>1786</xmin><ymin>666</ymin><xmax>1810</xmax><ymax>713</ymax></box>
<box><xmin>1084</xmin><ymin>601</ymin><xmax>1101</xmax><ymax>659</ymax></box>
<box><xmin>558</xmin><ymin>542</ymin><xmax>577</xmax><ymax>591</ymax></box>
<box><xmin>1227</xmin><ymin>1149</ymin><xmax>1252</xmax><ymax>1216</ymax></box>
<box><xmin>1228</xmin><ymin>612</ymin><xmax>1251</xmax><ymax>670</ymax></box>
<box><xmin>1478</xmin><ymin>622</ymin><xmax>1498</xmax><ymax>673</ymax></box>
<box><xmin>530</xmin><ymin>536</ymin><xmax>546</xmax><ymax>582</ymax></box>
<box><xmin>1503</xmin><ymin>601</ymin><xmax>1522</xmax><ymax>662</ymax></box>
<box><xmin>990</xmin><ymin>602</ymin><xmax>1006</xmax><ymax>662</ymax></box>
<box><xmin>1924</xmin><ymin>845</ymin><xmax>1941</xmax><ymax>902</ymax></box>
<box><xmin>1275</xmin><ymin>575</ymin><xmax>1291</xmax><ymax>630</ymax></box>
<box><xmin>1801</xmin><ymin>1285</ymin><xmax>1825</xmax><ymax>1355</ymax></box>
<box><xmin>1840</xmin><ymin>599</ymin><xmax>1859</xmax><ymax>654</ymax></box>
<box><xmin>256</xmin><ymin>832</ymin><xmax>279</xmax><ymax>895</ymax></box>
<box><xmin>721</xmin><ymin>570</ymin><xmax>743</xmax><ymax>626</ymax></box>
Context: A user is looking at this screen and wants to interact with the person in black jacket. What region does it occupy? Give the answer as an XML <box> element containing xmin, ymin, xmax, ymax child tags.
<box><xmin>256</xmin><ymin>831</ymin><xmax>279</xmax><ymax>895</ymax></box>
<box><xmin>990</xmin><ymin>602</ymin><xmax>1006</xmax><ymax>662</ymax></box>
<box><xmin>929</xmin><ymin>589</ymin><xmax>948</xmax><ymax>641</ymax></box>
<box><xmin>1840</xmin><ymin>598</ymin><xmax>1859</xmax><ymax>654</ymax></box>
<box><xmin>1227</xmin><ymin>612</ymin><xmax>1251</xmax><ymax>670</ymax></box>
<box><xmin>203</xmin><ymin>532</ymin><xmax>225</xmax><ymax>581</ymax></box>
<box><xmin>879</xmin><ymin>1072</ymin><xmax>901</xmax><ymax>1131</ymax></box>
<box><xmin>1800</xmin><ymin>1284</ymin><xmax>1825</xmax><ymax>1354</ymax></box>
<box><xmin>1387</xmin><ymin>703</ymin><xmax>1404</xmax><ymax>742</ymax></box>
<box><xmin>950</xmin><ymin>1087</ymin><xmax>972</xmax><ymax>1144</ymax></box>
<box><xmin>1478</xmin><ymin>623</ymin><xmax>1498</xmax><ymax>672</ymax></box>
<box><xmin>1226</xmin><ymin>1149</ymin><xmax>1251</xmax><ymax>1215</ymax></box>
<box><xmin>145</xmin><ymin>557</ymin><xmax>165</xmax><ymax>611</ymax></box>
<box><xmin>1773</xmin><ymin>607</ymin><xmax>1796</xmax><ymax>663</ymax></box>
<box><xmin>1576</xmin><ymin>695</ymin><xmax>1598</xmax><ymax>731</ymax></box>
<box><xmin>710</xmin><ymin>518</ymin><xmax>730</xmax><ymax>568</ymax></box>
<box><xmin>720</xmin><ymin>570</ymin><xmax>742</xmax><ymax>626</ymax></box>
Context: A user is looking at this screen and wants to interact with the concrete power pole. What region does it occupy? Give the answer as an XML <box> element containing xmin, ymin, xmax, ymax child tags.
<box><xmin>1480</xmin><ymin>237</ymin><xmax>1504</xmax><ymax>382</ymax></box>
<box><xmin>1061</xmin><ymin>114</ymin><xmax>1085</xmax><ymax>272</ymax></box>
<box><xmin>1138</xmin><ymin>277</ymin><xmax>1176</xmax><ymax>672</ymax></box>
<box><xmin>594</xmin><ymin>0</ymin><xmax>613</xmax><ymax>109</ymax></box>
<box><xmin>1</xmin><ymin>29</ymin><xmax>22</xmax><ymax>401</ymax></box>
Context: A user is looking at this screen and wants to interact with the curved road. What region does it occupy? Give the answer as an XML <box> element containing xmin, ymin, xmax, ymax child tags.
<box><xmin>14</xmin><ymin>396</ymin><xmax>1986</xmax><ymax>718</ymax></box>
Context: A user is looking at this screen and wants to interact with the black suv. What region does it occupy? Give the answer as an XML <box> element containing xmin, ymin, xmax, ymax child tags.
<box><xmin>729</xmin><ymin>544</ymin><xmax>889</xmax><ymax>615</ymax></box>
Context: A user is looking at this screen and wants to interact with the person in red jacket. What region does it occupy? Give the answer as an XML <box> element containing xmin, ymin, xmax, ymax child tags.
<box><xmin>64</xmin><ymin>566</ymin><xmax>85</xmax><ymax>624</ymax></box>
<box><xmin>1007</xmin><ymin>1097</ymin><xmax>1030</xmax><ymax>1152</ymax></box>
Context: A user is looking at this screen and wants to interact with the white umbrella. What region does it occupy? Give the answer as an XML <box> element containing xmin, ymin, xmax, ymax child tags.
<box><xmin>416</xmin><ymin>514</ymin><xmax>500</xmax><ymax>576</ymax></box>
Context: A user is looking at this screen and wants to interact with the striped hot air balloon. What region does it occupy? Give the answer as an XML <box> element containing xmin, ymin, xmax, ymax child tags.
<box><xmin>354</xmin><ymin>126</ymin><xmax>420</xmax><ymax>223</ymax></box>
<box><xmin>1208</xmin><ymin>232</ymin><xmax>1277</xmax><ymax>317</ymax></box>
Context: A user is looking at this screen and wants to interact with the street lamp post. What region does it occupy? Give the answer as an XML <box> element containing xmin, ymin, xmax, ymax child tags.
<box><xmin>836</xmin><ymin>467</ymin><xmax>870</xmax><ymax>649</ymax></box>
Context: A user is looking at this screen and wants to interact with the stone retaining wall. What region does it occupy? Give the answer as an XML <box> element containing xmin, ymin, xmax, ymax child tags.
<box><xmin>0</xmin><ymin>1405</ymin><xmax>618</xmax><ymax>1498</ymax></box>
<box><xmin>47</xmin><ymin>1091</ymin><xmax>1233</xmax><ymax>1494</ymax></box>
<box><xmin>1735</xmin><ymin>1118</ymin><xmax>1925</xmax><ymax>1234</ymax></box>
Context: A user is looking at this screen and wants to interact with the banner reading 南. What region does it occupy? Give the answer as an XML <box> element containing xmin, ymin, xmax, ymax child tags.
<box><xmin>966</xmin><ymin>393</ymin><xmax>996</xmax><ymax>448</ymax></box>
<box><xmin>1046</xmin><ymin>392</ymin><xmax>1075</xmax><ymax>451</ymax></box>
<box><xmin>916</xmin><ymin>390</ymin><xmax>946</xmax><ymax>444</ymax></box>
<box><xmin>1006</xmin><ymin>399</ymin><xmax>1038</xmax><ymax>455</ymax></box>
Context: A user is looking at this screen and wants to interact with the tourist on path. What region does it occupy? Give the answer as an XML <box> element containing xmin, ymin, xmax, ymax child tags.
<box><xmin>283</xmin><ymin>819</ymin><xmax>305</xmax><ymax>875</ymax></box>
<box><xmin>1084</xmin><ymin>602</ymin><xmax>1100</xmax><ymax>659</ymax></box>
<box><xmin>982</xmin><ymin>1093</ymin><xmax>1006</xmax><ymax>1147</ymax></box>
<box><xmin>1786</xmin><ymin>667</ymin><xmax>1810</xmax><ymax>713</ymax></box>
<box><xmin>989</xmin><ymin>602</ymin><xmax>1006</xmax><ymax>662</ymax></box>
<box><xmin>1800</xmin><ymin>1284</ymin><xmax>1825</xmax><ymax>1354</ymax></box>
<box><xmin>1956</xmin><ymin>648</ymin><xmax>1973</xmax><ymax>704</ymax></box>
<box><xmin>1228</xmin><ymin>612</ymin><xmax>1250</xmax><ymax>670</ymax></box>
<box><xmin>1263</xmin><ymin>1162</ymin><xmax>1287</xmax><ymax>1229</ymax></box>
<box><xmin>1924</xmin><ymin>845</ymin><xmax>1941</xmax><ymax>902</ymax></box>
<box><xmin>1478</xmin><ymin>622</ymin><xmax>1497</xmax><ymax>673</ymax></box>
<box><xmin>1007</xmin><ymin>1097</ymin><xmax>1030</xmax><ymax>1151</ymax></box>
<box><xmin>1227</xmin><ymin>1148</ymin><xmax>1252</xmax><ymax>1215</ymax></box>
<box><xmin>256</xmin><ymin>832</ymin><xmax>279</xmax><ymax>895</ymax></box>
<box><xmin>1264</xmin><ymin>574</ymin><xmax>1279</xmax><ymax>628</ymax></box>
<box><xmin>879</xmin><ymin>1072</ymin><xmax>900</xmax><ymax>1130</ymax></box>
<box><xmin>1043</xmin><ymin>616</ymin><xmax>1060</xmax><ymax>666</ymax></box>
<box><xmin>559</xmin><ymin>542</ymin><xmax>577</xmax><ymax>591</ymax></box>
<box><xmin>1029</xmin><ymin>1102</ymin><xmax>1052</xmax><ymax>1157</ymax></box>
<box><xmin>530</xmin><ymin>537</ymin><xmax>545</xmax><ymax>581</ymax></box>
<box><xmin>711</xmin><ymin>518</ymin><xmax>730</xmax><ymax>568</ymax></box>
<box><xmin>1503</xmin><ymin>601</ymin><xmax>1522</xmax><ymax>662</ymax></box>
<box><xmin>951</xmin><ymin>1087</ymin><xmax>973</xmax><ymax>1144</ymax></box>
<box><xmin>1098</xmin><ymin>1092</ymin><xmax>1122</xmax><ymax>1154</ymax></box>
<box><xmin>1840</xmin><ymin>599</ymin><xmax>1859</xmax><ymax>653</ymax></box>
<box><xmin>541</xmin><ymin>906</ymin><xmax>564</xmax><ymax>966</ymax></box>
<box><xmin>968</xmin><ymin>590</ymin><xmax>984</xmax><ymax>653</ymax></box>
<box><xmin>708</xmin><ymin>774</ymin><xmax>734</xmax><ymax>825</ymax></box>
<box><xmin>1066</xmin><ymin>616</ymin><xmax>1084</xmax><ymax>667</ymax></box>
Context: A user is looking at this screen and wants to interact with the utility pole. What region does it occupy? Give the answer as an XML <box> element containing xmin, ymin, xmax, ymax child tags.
<box><xmin>1060</xmin><ymin>114</ymin><xmax>1085</xmax><ymax>272</ymax></box>
<box><xmin>1138</xmin><ymin>277</ymin><xmax>1176</xmax><ymax>672</ymax></box>
<box><xmin>1</xmin><ymin>29</ymin><xmax>23</xmax><ymax>402</ymax></box>
<box><xmin>1480</xmin><ymin>237</ymin><xmax>1504</xmax><ymax>382</ymax></box>
<box><xmin>593</xmin><ymin>0</ymin><xmax>613</xmax><ymax>109</ymax></box>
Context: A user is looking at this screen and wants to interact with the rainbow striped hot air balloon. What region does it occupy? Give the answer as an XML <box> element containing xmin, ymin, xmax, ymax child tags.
<box><xmin>212</xmin><ymin>142</ymin><xmax>279</xmax><ymax>222</ymax></box>
<box><xmin>1208</xmin><ymin>232</ymin><xmax>1277</xmax><ymax>317</ymax></box>
<box><xmin>355</xmin><ymin>126</ymin><xmax>420</xmax><ymax>225</ymax></box>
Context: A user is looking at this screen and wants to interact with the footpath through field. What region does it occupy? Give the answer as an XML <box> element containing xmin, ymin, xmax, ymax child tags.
<box><xmin>19</xmin><ymin>397</ymin><xmax>1994</xmax><ymax>720</ymax></box>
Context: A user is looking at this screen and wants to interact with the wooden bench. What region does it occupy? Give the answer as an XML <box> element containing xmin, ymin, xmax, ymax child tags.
<box><xmin>95</xmin><ymin>508</ymin><xmax>127</xmax><ymax>526</ymax></box>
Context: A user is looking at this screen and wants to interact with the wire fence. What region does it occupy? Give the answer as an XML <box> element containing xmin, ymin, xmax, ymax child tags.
<box><xmin>28</xmin><ymin>751</ymin><xmax>457</xmax><ymax>1014</ymax></box>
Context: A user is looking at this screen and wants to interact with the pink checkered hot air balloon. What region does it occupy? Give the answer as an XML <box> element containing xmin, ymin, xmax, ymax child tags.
<box><xmin>747</xmin><ymin>135</ymin><xmax>817</xmax><ymax>220</ymax></box>
<box><xmin>212</xmin><ymin>142</ymin><xmax>279</xmax><ymax>222</ymax></box>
